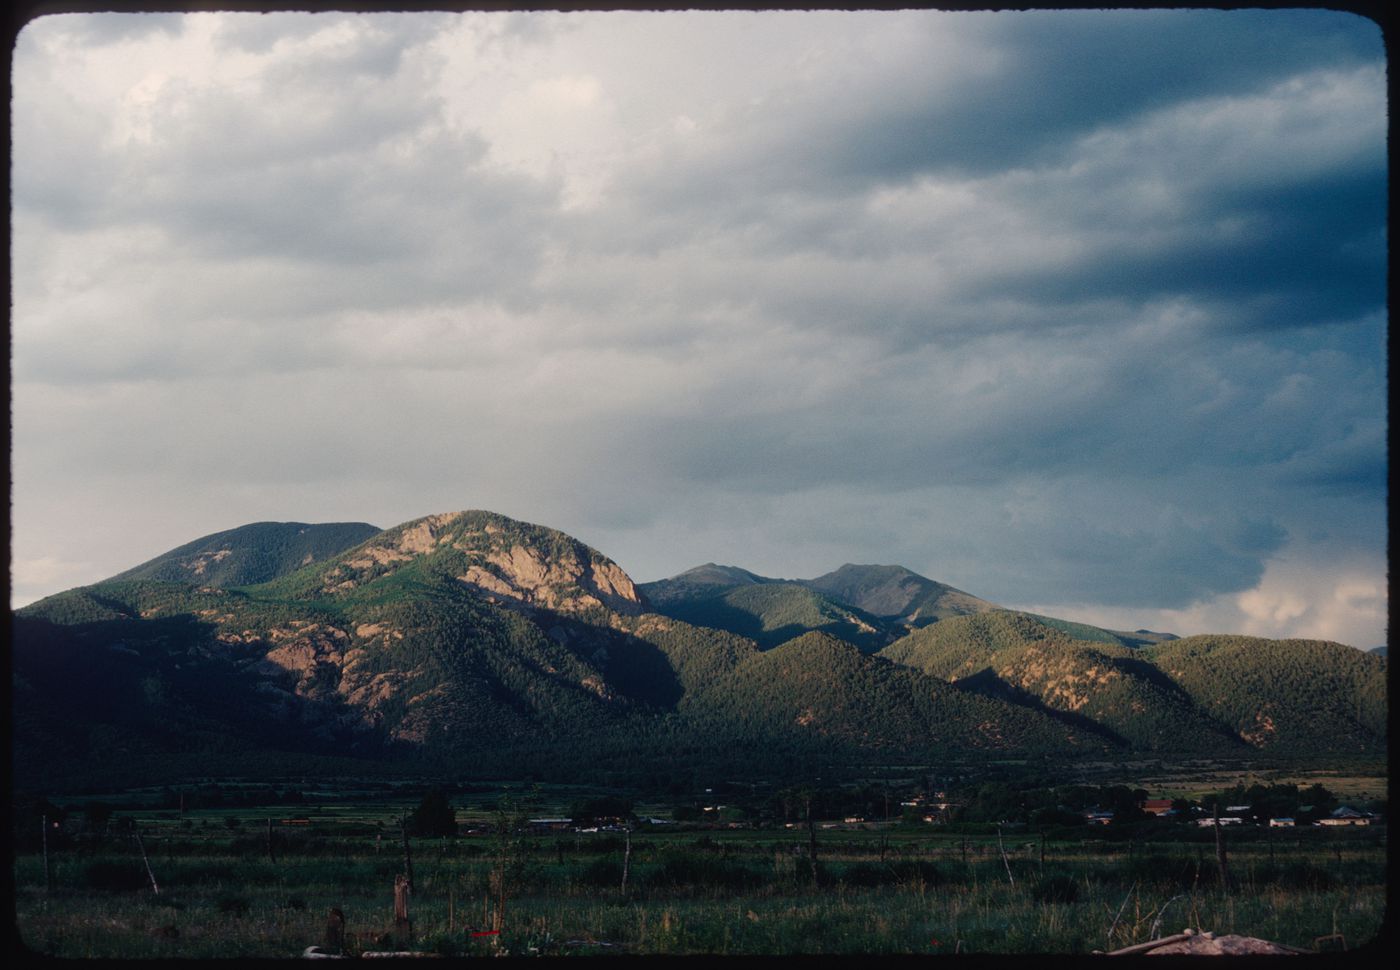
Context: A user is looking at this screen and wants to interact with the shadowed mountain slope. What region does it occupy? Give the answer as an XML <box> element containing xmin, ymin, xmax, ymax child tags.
<box><xmin>801</xmin><ymin>564</ymin><xmax>998</xmax><ymax>627</ymax></box>
<box><xmin>638</xmin><ymin>563</ymin><xmax>775</xmax><ymax>607</ymax></box>
<box><xmin>106</xmin><ymin>521</ymin><xmax>383</xmax><ymax>588</ymax></box>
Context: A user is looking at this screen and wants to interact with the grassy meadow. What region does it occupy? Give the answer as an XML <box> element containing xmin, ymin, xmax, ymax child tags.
<box><xmin>11</xmin><ymin>786</ymin><xmax>1387</xmax><ymax>958</ymax></box>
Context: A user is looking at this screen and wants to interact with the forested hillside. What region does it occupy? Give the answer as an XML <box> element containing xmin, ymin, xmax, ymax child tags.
<box><xmin>11</xmin><ymin>510</ymin><xmax>1386</xmax><ymax>790</ymax></box>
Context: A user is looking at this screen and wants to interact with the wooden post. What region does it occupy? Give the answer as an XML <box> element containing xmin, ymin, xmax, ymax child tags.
<box><xmin>492</xmin><ymin>875</ymin><xmax>506</xmax><ymax>935</ymax></box>
<box><xmin>400</xmin><ymin>819</ymin><xmax>415</xmax><ymax>891</ymax></box>
<box><xmin>996</xmin><ymin>825</ymin><xmax>1015</xmax><ymax>885</ymax></box>
<box><xmin>41</xmin><ymin>816</ymin><xmax>51</xmax><ymax>895</ymax></box>
<box><xmin>266</xmin><ymin>817</ymin><xmax>277</xmax><ymax>864</ymax></box>
<box><xmin>448</xmin><ymin>887</ymin><xmax>455</xmax><ymax>933</ymax></box>
<box><xmin>806</xmin><ymin>795</ymin><xmax>819</xmax><ymax>885</ymax></box>
<box><xmin>1039</xmin><ymin>830</ymin><xmax>1046</xmax><ymax>870</ymax></box>
<box><xmin>324</xmin><ymin>908</ymin><xmax>346</xmax><ymax>953</ymax></box>
<box><xmin>394</xmin><ymin>872</ymin><xmax>412</xmax><ymax>945</ymax></box>
<box><xmin>135</xmin><ymin>829</ymin><xmax>160</xmax><ymax>895</ymax></box>
<box><xmin>1213</xmin><ymin>803</ymin><xmax>1231</xmax><ymax>891</ymax></box>
<box><xmin>620</xmin><ymin>827</ymin><xmax>632</xmax><ymax>897</ymax></box>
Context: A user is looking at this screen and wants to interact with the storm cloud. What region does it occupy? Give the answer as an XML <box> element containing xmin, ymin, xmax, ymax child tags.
<box><xmin>10</xmin><ymin>9</ymin><xmax>1387</xmax><ymax>648</ymax></box>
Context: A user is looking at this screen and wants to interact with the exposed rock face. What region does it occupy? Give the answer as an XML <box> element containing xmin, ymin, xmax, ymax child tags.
<box><xmin>254</xmin><ymin>623</ymin><xmax>351</xmax><ymax>696</ymax></box>
<box><xmin>457</xmin><ymin>547</ymin><xmax>643</xmax><ymax>617</ymax></box>
<box><xmin>446</xmin><ymin>514</ymin><xmax>644</xmax><ymax>618</ymax></box>
<box><xmin>319</xmin><ymin>510</ymin><xmax>645</xmax><ymax>619</ymax></box>
<box><xmin>324</xmin><ymin>512</ymin><xmax>466</xmax><ymax>592</ymax></box>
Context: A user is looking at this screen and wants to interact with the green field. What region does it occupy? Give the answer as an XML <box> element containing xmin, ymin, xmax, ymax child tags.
<box><xmin>12</xmin><ymin>782</ymin><xmax>1387</xmax><ymax>958</ymax></box>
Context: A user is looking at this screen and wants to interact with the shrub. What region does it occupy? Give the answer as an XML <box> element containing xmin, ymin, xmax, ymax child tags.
<box><xmin>839</xmin><ymin>861</ymin><xmax>894</xmax><ymax>887</ymax></box>
<box><xmin>1269</xmin><ymin>862</ymin><xmax>1334</xmax><ymax>890</ymax></box>
<box><xmin>1120</xmin><ymin>853</ymin><xmax>1202</xmax><ymax>891</ymax></box>
<box><xmin>1032</xmin><ymin>874</ymin><xmax>1080</xmax><ymax>904</ymax></box>
<box><xmin>178</xmin><ymin>863</ymin><xmax>237</xmax><ymax>884</ymax></box>
<box><xmin>840</xmin><ymin>860</ymin><xmax>942</xmax><ymax>888</ymax></box>
<box><xmin>575</xmin><ymin>859</ymin><xmax>623</xmax><ymax>887</ymax></box>
<box><xmin>83</xmin><ymin>861</ymin><xmax>148</xmax><ymax>892</ymax></box>
<box><xmin>216</xmin><ymin>895</ymin><xmax>251</xmax><ymax>917</ymax></box>
<box><xmin>648</xmin><ymin>852</ymin><xmax>762</xmax><ymax>891</ymax></box>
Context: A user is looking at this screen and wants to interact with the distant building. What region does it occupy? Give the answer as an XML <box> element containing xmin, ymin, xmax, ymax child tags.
<box><xmin>1142</xmin><ymin>799</ymin><xmax>1176</xmax><ymax>816</ymax></box>
<box><xmin>527</xmin><ymin>817</ymin><xmax>573</xmax><ymax>833</ymax></box>
<box><xmin>1316</xmin><ymin>806</ymin><xmax>1371</xmax><ymax>826</ymax></box>
<box><xmin>1197</xmin><ymin>817</ymin><xmax>1244</xmax><ymax>827</ymax></box>
<box><xmin>1268</xmin><ymin>818</ymin><xmax>1295</xmax><ymax>827</ymax></box>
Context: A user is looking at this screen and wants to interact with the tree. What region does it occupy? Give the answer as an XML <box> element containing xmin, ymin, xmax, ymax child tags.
<box><xmin>83</xmin><ymin>801</ymin><xmax>114</xmax><ymax>840</ymax></box>
<box><xmin>568</xmin><ymin>795</ymin><xmax>633</xmax><ymax>828</ymax></box>
<box><xmin>406</xmin><ymin>788</ymin><xmax>457</xmax><ymax>838</ymax></box>
<box><xmin>487</xmin><ymin>790</ymin><xmax>535</xmax><ymax>936</ymax></box>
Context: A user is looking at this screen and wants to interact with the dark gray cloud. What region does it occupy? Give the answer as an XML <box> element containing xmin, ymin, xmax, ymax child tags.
<box><xmin>806</xmin><ymin>10</ymin><xmax>1383</xmax><ymax>184</ymax></box>
<box><xmin>49</xmin><ymin>11</ymin><xmax>185</xmax><ymax>45</ymax></box>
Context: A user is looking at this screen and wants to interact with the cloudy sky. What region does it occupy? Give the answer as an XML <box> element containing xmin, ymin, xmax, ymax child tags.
<box><xmin>10</xmin><ymin>9</ymin><xmax>1388</xmax><ymax>648</ymax></box>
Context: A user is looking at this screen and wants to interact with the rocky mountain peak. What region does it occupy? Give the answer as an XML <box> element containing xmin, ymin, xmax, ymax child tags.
<box><xmin>321</xmin><ymin>510</ymin><xmax>644</xmax><ymax>618</ymax></box>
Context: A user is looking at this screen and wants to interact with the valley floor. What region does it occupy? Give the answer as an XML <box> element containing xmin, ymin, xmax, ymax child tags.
<box><xmin>13</xmin><ymin>822</ymin><xmax>1386</xmax><ymax>957</ymax></box>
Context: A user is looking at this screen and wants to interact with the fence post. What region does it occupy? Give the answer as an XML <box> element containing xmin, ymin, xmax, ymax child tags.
<box><xmin>620</xmin><ymin>827</ymin><xmax>632</xmax><ymax>897</ymax></box>
<box><xmin>325</xmin><ymin>908</ymin><xmax>345</xmax><ymax>953</ymax></box>
<box><xmin>996</xmin><ymin>825</ymin><xmax>1015</xmax><ymax>885</ymax></box>
<box><xmin>1213</xmin><ymin>803</ymin><xmax>1231</xmax><ymax>891</ymax></box>
<box><xmin>135</xmin><ymin>829</ymin><xmax>160</xmax><ymax>895</ymax></box>
<box><xmin>42</xmin><ymin>816</ymin><xmax>52</xmax><ymax>894</ymax></box>
<box><xmin>394</xmin><ymin>872</ymin><xmax>412</xmax><ymax>946</ymax></box>
<box><xmin>400</xmin><ymin>819</ymin><xmax>415</xmax><ymax>891</ymax></box>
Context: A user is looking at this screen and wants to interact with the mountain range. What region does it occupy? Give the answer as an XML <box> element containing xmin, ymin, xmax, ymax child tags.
<box><xmin>11</xmin><ymin>510</ymin><xmax>1387</xmax><ymax>789</ymax></box>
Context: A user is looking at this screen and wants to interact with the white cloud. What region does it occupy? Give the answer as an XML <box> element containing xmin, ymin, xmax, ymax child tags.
<box><xmin>1022</xmin><ymin>546</ymin><xmax>1388</xmax><ymax>650</ymax></box>
<box><xmin>9</xmin><ymin>9</ymin><xmax>1386</xmax><ymax>647</ymax></box>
